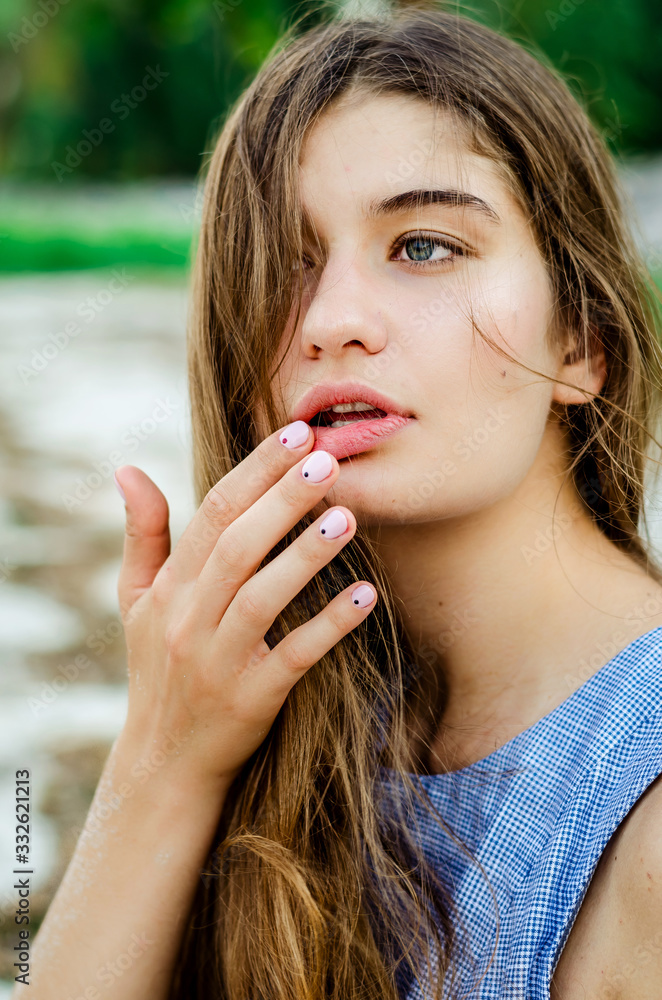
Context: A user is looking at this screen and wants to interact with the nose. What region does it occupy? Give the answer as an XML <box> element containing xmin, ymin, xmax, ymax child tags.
<box><xmin>298</xmin><ymin>256</ymin><xmax>388</xmax><ymax>360</ymax></box>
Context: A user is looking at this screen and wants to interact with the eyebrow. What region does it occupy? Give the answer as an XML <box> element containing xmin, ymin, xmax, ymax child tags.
<box><xmin>364</xmin><ymin>188</ymin><xmax>501</xmax><ymax>225</ymax></box>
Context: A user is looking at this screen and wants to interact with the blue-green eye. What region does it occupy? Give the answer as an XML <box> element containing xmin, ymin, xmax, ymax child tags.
<box><xmin>406</xmin><ymin>237</ymin><xmax>437</xmax><ymax>260</ymax></box>
<box><xmin>392</xmin><ymin>233</ymin><xmax>465</xmax><ymax>267</ymax></box>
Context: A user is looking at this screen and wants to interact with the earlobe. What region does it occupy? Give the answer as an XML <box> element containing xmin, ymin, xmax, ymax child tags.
<box><xmin>550</xmin><ymin>327</ymin><xmax>607</xmax><ymax>406</ymax></box>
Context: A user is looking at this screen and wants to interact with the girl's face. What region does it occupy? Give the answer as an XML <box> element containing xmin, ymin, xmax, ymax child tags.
<box><xmin>258</xmin><ymin>91</ymin><xmax>575</xmax><ymax>527</ymax></box>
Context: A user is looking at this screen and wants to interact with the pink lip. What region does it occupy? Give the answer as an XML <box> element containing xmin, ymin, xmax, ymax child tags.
<box><xmin>311</xmin><ymin>413</ymin><xmax>413</xmax><ymax>460</ymax></box>
<box><xmin>293</xmin><ymin>379</ymin><xmax>413</xmax><ymax>426</ymax></box>
<box><xmin>292</xmin><ymin>379</ymin><xmax>415</xmax><ymax>459</ymax></box>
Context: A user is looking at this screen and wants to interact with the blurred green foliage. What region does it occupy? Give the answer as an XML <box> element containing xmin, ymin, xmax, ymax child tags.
<box><xmin>476</xmin><ymin>0</ymin><xmax>662</xmax><ymax>156</ymax></box>
<box><xmin>0</xmin><ymin>0</ymin><xmax>661</xmax><ymax>183</ymax></box>
<box><xmin>0</xmin><ymin>180</ymin><xmax>197</xmax><ymax>270</ymax></box>
<box><xmin>0</xmin><ymin>0</ymin><xmax>327</xmax><ymax>181</ymax></box>
<box><xmin>1</xmin><ymin>0</ymin><xmax>660</xmax><ymax>273</ymax></box>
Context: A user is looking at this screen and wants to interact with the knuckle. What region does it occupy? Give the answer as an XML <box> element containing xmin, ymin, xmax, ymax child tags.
<box><xmin>188</xmin><ymin>526</ymin><xmax>212</xmax><ymax>556</ymax></box>
<box><xmin>279</xmin><ymin>476</ymin><xmax>304</xmax><ymax>510</ymax></box>
<box><xmin>122</xmin><ymin>594</ymin><xmax>145</xmax><ymax>627</ymax></box>
<box><xmin>150</xmin><ymin>569</ymin><xmax>174</xmax><ymax>608</ymax></box>
<box><xmin>203</xmin><ymin>484</ymin><xmax>233</xmax><ymax>526</ymax></box>
<box><xmin>297</xmin><ymin>535</ymin><xmax>323</xmax><ymax>569</ymax></box>
<box><xmin>279</xmin><ymin>640</ymin><xmax>310</xmax><ymax>675</ymax></box>
<box><xmin>217</xmin><ymin>529</ymin><xmax>248</xmax><ymax>572</ymax></box>
<box><xmin>325</xmin><ymin>600</ymin><xmax>351</xmax><ymax>634</ymax></box>
<box><xmin>200</xmin><ymin>520</ymin><xmax>220</xmax><ymax>544</ymax></box>
<box><xmin>124</xmin><ymin>512</ymin><xmax>143</xmax><ymax>540</ymax></box>
<box><xmin>253</xmin><ymin>440</ymin><xmax>282</xmax><ymax>479</ymax></box>
<box><xmin>164</xmin><ymin>621</ymin><xmax>189</xmax><ymax>659</ymax></box>
<box><xmin>232</xmin><ymin>587</ymin><xmax>265</xmax><ymax>628</ymax></box>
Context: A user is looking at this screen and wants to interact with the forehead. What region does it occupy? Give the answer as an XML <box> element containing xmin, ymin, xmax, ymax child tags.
<box><xmin>298</xmin><ymin>91</ymin><xmax>523</xmax><ymax>228</ymax></box>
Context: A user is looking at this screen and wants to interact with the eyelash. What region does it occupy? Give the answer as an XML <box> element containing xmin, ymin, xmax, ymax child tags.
<box><xmin>297</xmin><ymin>232</ymin><xmax>467</xmax><ymax>272</ymax></box>
<box><xmin>390</xmin><ymin>232</ymin><xmax>467</xmax><ymax>269</ymax></box>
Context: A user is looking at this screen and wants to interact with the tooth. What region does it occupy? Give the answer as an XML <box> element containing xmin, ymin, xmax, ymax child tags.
<box><xmin>330</xmin><ymin>401</ymin><xmax>374</xmax><ymax>413</ymax></box>
<box><xmin>330</xmin><ymin>420</ymin><xmax>357</xmax><ymax>428</ymax></box>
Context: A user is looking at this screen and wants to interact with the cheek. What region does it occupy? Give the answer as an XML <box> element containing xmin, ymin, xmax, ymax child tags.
<box><xmin>410</xmin><ymin>268</ymin><xmax>557</xmax><ymax>503</ymax></box>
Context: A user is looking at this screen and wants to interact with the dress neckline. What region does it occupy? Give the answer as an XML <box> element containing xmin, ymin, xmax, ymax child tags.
<box><xmin>389</xmin><ymin>623</ymin><xmax>662</xmax><ymax>783</ymax></box>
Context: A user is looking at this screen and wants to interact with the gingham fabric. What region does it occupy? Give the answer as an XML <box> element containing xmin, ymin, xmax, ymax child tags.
<box><xmin>378</xmin><ymin>624</ymin><xmax>662</xmax><ymax>999</ymax></box>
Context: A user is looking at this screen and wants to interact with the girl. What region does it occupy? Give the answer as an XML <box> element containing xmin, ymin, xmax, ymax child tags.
<box><xmin>21</xmin><ymin>6</ymin><xmax>662</xmax><ymax>999</ymax></box>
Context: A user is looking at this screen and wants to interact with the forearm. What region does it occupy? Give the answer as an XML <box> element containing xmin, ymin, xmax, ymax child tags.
<box><xmin>13</xmin><ymin>730</ymin><xmax>232</xmax><ymax>1000</ymax></box>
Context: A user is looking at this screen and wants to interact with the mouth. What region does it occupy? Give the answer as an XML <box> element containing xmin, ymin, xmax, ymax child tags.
<box><xmin>308</xmin><ymin>403</ymin><xmax>414</xmax><ymax>460</ymax></box>
<box><xmin>308</xmin><ymin>402</ymin><xmax>389</xmax><ymax>428</ymax></box>
<box><xmin>292</xmin><ymin>382</ymin><xmax>415</xmax><ymax>461</ymax></box>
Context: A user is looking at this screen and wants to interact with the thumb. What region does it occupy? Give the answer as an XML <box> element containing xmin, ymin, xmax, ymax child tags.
<box><xmin>114</xmin><ymin>465</ymin><xmax>170</xmax><ymax>616</ymax></box>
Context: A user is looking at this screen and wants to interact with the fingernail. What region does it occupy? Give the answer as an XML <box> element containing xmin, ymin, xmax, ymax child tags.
<box><xmin>351</xmin><ymin>584</ymin><xmax>375</xmax><ymax>608</ymax></box>
<box><xmin>113</xmin><ymin>471</ymin><xmax>126</xmax><ymax>502</ymax></box>
<box><xmin>319</xmin><ymin>509</ymin><xmax>348</xmax><ymax>539</ymax></box>
<box><xmin>279</xmin><ymin>420</ymin><xmax>310</xmax><ymax>449</ymax></box>
<box><xmin>301</xmin><ymin>451</ymin><xmax>333</xmax><ymax>483</ymax></box>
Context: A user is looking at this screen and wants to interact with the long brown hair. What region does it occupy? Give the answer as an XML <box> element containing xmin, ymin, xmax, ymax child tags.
<box><xmin>170</xmin><ymin>5</ymin><xmax>662</xmax><ymax>998</ymax></box>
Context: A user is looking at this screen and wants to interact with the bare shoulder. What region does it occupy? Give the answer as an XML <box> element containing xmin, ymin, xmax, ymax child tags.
<box><xmin>551</xmin><ymin>773</ymin><xmax>662</xmax><ymax>999</ymax></box>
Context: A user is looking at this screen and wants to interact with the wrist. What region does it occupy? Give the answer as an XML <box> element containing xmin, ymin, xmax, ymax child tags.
<box><xmin>110</xmin><ymin>725</ymin><xmax>238</xmax><ymax>807</ymax></box>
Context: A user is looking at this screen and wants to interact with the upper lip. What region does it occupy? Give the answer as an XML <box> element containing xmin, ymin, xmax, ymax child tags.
<box><xmin>292</xmin><ymin>380</ymin><xmax>414</xmax><ymax>424</ymax></box>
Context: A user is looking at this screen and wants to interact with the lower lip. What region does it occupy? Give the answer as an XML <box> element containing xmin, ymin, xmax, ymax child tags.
<box><xmin>310</xmin><ymin>414</ymin><xmax>414</xmax><ymax>460</ymax></box>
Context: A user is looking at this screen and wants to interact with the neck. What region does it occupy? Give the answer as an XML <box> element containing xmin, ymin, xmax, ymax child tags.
<box><xmin>367</xmin><ymin>419</ymin><xmax>658</xmax><ymax>770</ymax></box>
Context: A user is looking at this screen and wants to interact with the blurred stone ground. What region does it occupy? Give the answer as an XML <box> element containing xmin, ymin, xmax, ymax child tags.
<box><xmin>0</xmin><ymin>268</ymin><xmax>194</xmax><ymax>984</ymax></box>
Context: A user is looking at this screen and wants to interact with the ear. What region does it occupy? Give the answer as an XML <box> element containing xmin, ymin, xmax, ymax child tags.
<box><xmin>550</xmin><ymin>325</ymin><xmax>607</xmax><ymax>406</ymax></box>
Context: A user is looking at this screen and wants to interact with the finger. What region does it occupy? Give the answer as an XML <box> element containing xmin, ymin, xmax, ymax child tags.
<box><xmin>241</xmin><ymin>582</ymin><xmax>378</xmax><ymax>706</ymax></box>
<box><xmin>189</xmin><ymin>448</ymin><xmax>339</xmax><ymax>630</ymax></box>
<box><xmin>199</xmin><ymin>500</ymin><xmax>352</xmax><ymax>639</ymax></box>
<box><xmin>115</xmin><ymin>465</ymin><xmax>170</xmax><ymax>615</ymax></box>
<box><xmin>166</xmin><ymin>421</ymin><xmax>314</xmax><ymax>583</ymax></box>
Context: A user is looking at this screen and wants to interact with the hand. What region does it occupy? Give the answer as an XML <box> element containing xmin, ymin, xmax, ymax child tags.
<box><xmin>113</xmin><ymin>422</ymin><xmax>377</xmax><ymax>789</ymax></box>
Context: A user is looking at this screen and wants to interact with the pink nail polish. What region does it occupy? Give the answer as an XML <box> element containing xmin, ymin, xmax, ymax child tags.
<box><xmin>319</xmin><ymin>509</ymin><xmax>348</xmax><ymax>539</ymax></box>
<box><xmin>113</xmin><ymin>471</ymin><xmax>126</xmax><ymax>502</ymax></box>
<box><xmin>351</xmin><ymin>585</ymin><xmax>375</xmax><ymax>608</ymax></box>
<box><xmin>301</xmin><ymin>451</ymin><xmax>333</xmax><ymax>483</ymax></box>
<box><xmin>279</xmin><ymin>420</ymin><xmax>310</xmax><ymax>449</ymax></box>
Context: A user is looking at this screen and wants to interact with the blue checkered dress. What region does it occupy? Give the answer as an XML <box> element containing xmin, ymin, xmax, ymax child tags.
<box><xmin>379</xmin><ymin>624</ymin><xmax>662</xmax><ymax>999</ymax></box>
